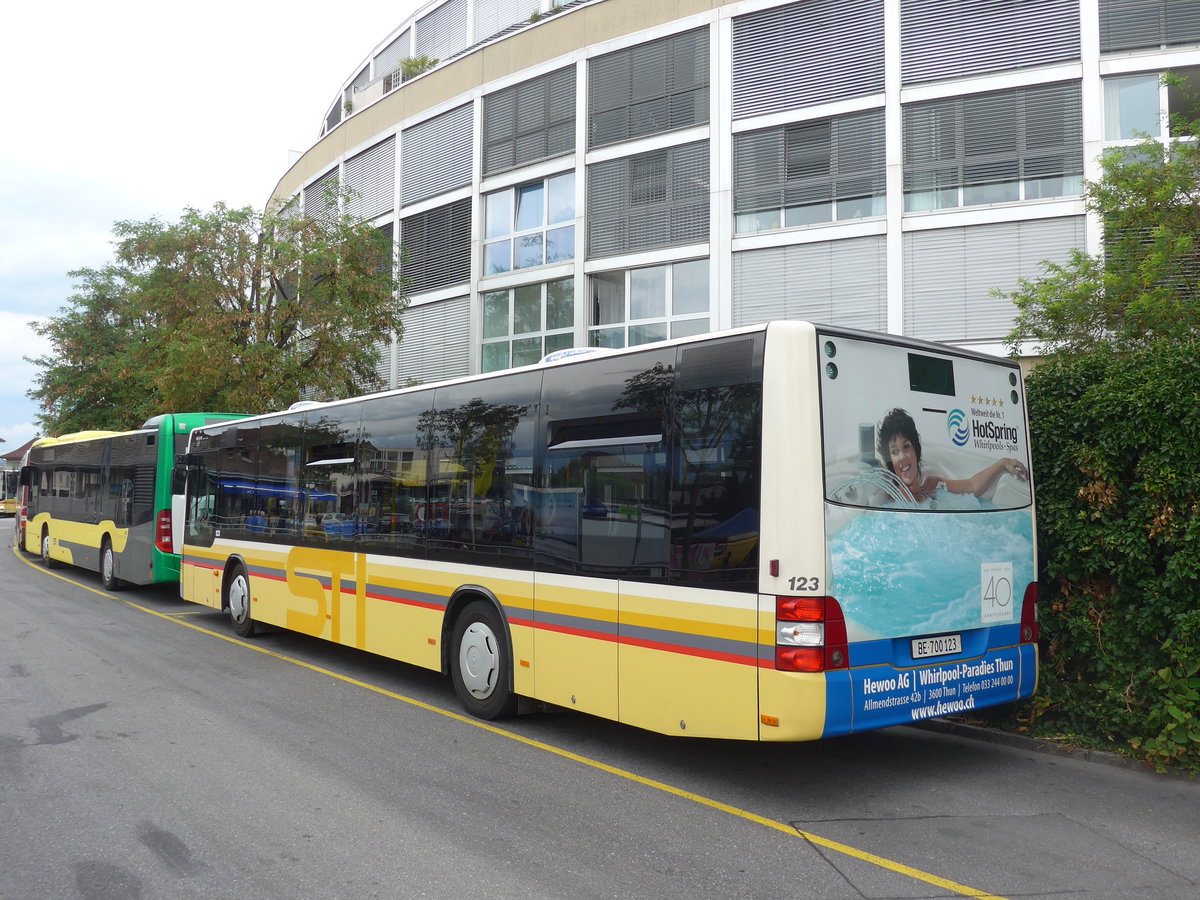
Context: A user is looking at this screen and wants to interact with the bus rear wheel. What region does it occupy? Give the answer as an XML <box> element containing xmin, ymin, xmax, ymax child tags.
<box><xmin>100</xmin><ymin>540</ymin><xmax>123</xmax><ymax>591</ymax></box>
<box><xmin>226</xmin><ymin>563</ymin><xmax>256</xmax><ymax>637</ymax></box>
<box><xmin>40</xmin><ymin>530</ymin><xmax>60</xmax><ymax>569</ymax></box>
<box><xmin>450</xmin><ymin>600</ymin><xmax>517</xmax><ymax>720</ymax></box>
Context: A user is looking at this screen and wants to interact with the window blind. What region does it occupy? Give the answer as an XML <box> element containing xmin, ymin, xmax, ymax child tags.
<box><xmin>400</xmin><ymin>198</ymin><xmax>471</xmax><ymax>295</ymax></box>
<box><xmin>1100</xmin><ymin>0</ymin><xmax>1200</xmax><ymax>52</ymax></box>
<box><xmin>903</xmin><ymin>217</ymin><xmax>1085</xmax><ymax>342</ymax></box>
<box><xmin>732</xmin><ymin>0</ymin><xmax>884</xmax><ymax>119</ymax></box>
<box><xmin>903</xmin><ymin>81</ymin><xmax>1082</xmax><ymax>201</ymax></box>
<box><xmin>415</xmin><ymin>0</ymin><xmax>468</xmax><ymax>62</ymax></box>
<box><xmin>395</xmin><ymin>297</ymin><xmax>472</xmax><ymax>384</ymax></box>
<box><xmin>588</xmin><ymin>27</ymin><xmax>709</xmax><ymax>149</ymax></box>
<box><xmin>303</xmin><ymin>168</ymin><xmax>340</xmax><ymax>222</ymax></box>
<box><xmin>483</xmin><ymin>66</ymin><xmax>576</xmax><ymax>176</ymax></box>
<box><xmin>373</xmin><ymin>29</ymin><xmax>411</xmax><ymax>81</ymax></box>
<box><xmin>587</xmin><ymin>141</ymin><xmax>709</xmax><ymax>257</ymax></box>
<box><xmin>734</xmin><ymin>109</ymin><xmax>885</xmax><ymax>215</ymax></box>
<box><xmin>731</xmin><ymin>237</ymin><xmax>886</xmax><ymax>331</ymax></box>
<box><xmin>345</xmin><ymin>137</ymin><xmax>395</xmax><ymax>221</ymax></box>
<box><xmin>401</xmin><ymin>104</ymin><xmax>473</xmax><ymax>205</ymax></box>
<box><xmin>901</xmin><ymin>0</ymin><xmax>1080</xmax><ymax>85</ymax></box>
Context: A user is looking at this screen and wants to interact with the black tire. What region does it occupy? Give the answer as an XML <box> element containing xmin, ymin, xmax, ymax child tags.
<box><xmin>100</xmin><ymin>540</ymin><xmax>123</xmax><ymax>591</ymax></box>
<box><xmin>450</xmin><ymin>600</ymin><xmax>517</xmax><ymax>720</ymax></box>
<box><xmin>225</xmin><ymin>563</ymin><xmax>256</xmax><ymax>637</ymax></box>
<box><xmin>40</xmin><ymin>530</ymin><xmax>60</xmax><ymax>569</ymax></box>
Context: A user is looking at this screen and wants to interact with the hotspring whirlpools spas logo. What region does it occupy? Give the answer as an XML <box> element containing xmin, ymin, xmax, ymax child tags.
<box><xmin>947</xmin><ymin>409</ymin><xmax>970</xmax><ymax>446</ymax></box>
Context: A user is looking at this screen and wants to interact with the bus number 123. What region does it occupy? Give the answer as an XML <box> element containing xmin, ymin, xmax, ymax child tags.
<box><xmin>788</xmin><ymin>576</ymin><xmax>820</xmax><ymax>592</ymax></box>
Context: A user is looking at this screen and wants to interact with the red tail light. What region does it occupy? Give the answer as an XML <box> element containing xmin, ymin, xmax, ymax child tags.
<box><xmin>156</xmin><ymin>509</ymin><xmax>173</xmax><ymax>554</ymax></box>
<box><xmin>775</xmin><ymin>596</ymin><xmax>849</xmax><ymax>672</ymax></box>
<box><xmin>1020</xmin><ymin>582</ymin><xmax>1039</xmax><ymax>644</ymax></box>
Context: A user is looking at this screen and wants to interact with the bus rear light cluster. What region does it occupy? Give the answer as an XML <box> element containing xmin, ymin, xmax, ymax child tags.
<box><xmin>1020</xmin><ymin>582</ymin><xmax>1039</xmax><ymax>644</ymax></box>
<box><xmin>155</xmin><ymin>509</ymin><xmax>173</xmax><ymax>554</ymax></box>
<box><xmin>775</xmin><ymin>595</ymin><xmax>848</xmax><ymax>672</ymax></box>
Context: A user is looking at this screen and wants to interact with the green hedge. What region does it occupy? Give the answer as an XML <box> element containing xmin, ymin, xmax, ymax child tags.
<box><xmin>996</xmin><ymin>339</ymin><xmax>1200</xmax><ymax>771</ymax></box>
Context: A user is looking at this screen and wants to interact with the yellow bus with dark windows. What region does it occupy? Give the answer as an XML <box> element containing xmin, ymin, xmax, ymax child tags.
<box><xmin>21</xmin><ymin>413</ymin><xmax>244</xmax><ymax>589</ymax></box>
<box><xmin>175</xmin><ymin>323</ymin><xmax>1038</xmax><ymax>740</ymax></box>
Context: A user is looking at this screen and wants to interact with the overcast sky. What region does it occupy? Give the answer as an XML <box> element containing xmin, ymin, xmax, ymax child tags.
<box><xmin>0</xmin><ymin>1</ymin><xmax>422</xmax><ymax>448</ymax></box>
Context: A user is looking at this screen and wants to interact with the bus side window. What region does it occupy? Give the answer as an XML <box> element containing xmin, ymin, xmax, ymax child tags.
<box><xmin>670</xmin><ymin>383</ymin><xmax>762</xmax><ymax>592</ymax></box>
<box><xmin>539</xmin><ymin>348</ymin><xmax>675</xmax><ymax>581</ymax></box>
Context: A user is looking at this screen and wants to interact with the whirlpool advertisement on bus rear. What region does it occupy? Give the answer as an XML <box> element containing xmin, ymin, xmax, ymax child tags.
<box><xmin>817</xmin><ymin>331</ymin><xmax>1037</xmax><ymax>734</ymax></box>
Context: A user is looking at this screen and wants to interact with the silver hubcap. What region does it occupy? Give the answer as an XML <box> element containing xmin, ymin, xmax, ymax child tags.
<box><xmin>42</xmin><ymin>536</ymin><xmax>50</xmax><ymax>559</ymax></box>
<box><xmin>458</xmin><ymin>622</ymin><xmax>499</xmax><ymax>700</ymax></box>
<box><xmin>229</xmin><ymin>575</ymin><xmax>250</xmax><ymax>623</ymax></box>
<box><xmin>102</xmin><ymin>549</ymin><xmax>113</xmax><ymax>583</ymax></box>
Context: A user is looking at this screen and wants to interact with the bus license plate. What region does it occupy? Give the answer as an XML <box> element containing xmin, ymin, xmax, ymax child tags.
<box><xmin>911</xmin><ymin>633</ymin><xmax>962</xmax><ymax>659</ymax></box>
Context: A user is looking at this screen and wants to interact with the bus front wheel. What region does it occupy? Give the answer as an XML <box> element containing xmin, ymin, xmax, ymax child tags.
<box><xmin>40</xmin><ymin>530</ymin><xmax>60</xmax><ymax>569</ymax></box>
<box><xmin>226</xmin><ymin>564</ymin><xmax>256</xmax><ymax>637</ymax></box>
<box><xmin>450</xmin><ymin>600</ymin><xmax>517</xmax><ymax>720</ymax></box>
<box><xmin>100</xmin><ymin>540</ymin><xmax>123</xmax><ymax>591</ymax></box>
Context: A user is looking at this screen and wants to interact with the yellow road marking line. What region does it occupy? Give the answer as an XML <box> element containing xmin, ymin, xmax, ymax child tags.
<box><xmin>12</xmin><ymin>543</ymin><xmax>1007</xmax><ymax>900</ymax></box>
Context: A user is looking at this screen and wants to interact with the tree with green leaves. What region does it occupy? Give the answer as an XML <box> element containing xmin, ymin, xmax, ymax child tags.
<box><xmin>1006</xmin><ymin>119</ymin><xmax>1200</xmax><ymax>356</ymax></box>
<box><xmin>996</xmin><ymin>113</ymin><xmax>1200</xmax><ymax>772</ymax></box>
<box><xmin>28</xmin><ymin>186</ymin><xmax>407</xmax><ymax>434</ymax></box>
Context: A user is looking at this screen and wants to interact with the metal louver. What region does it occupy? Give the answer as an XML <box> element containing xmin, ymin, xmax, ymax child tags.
<box><xmin>395</xmin><ymin>297</ymin><xmax>472</xmax><ymax>384</ymax></box>
<box><xmin>401</xmin><ymin>104</ymin><xmax>473</xmax><ymax>205</ymax></box>
<box><xmin>415</xmin><ymin>0</ymin><xmax>468</xmax><ymax>63</ymax></box>
<box><xmin>734</xmin><ymin>110</ymin><xmax>885</xmax><ymax>216</ymax></box>
<box><xmin>903</xmin><ymin>81</ymin><xmax>1083</xmax><ymax>200</ymax></box>
<box><xmin>400</xmin><ymin>198</ymin><xmax>471</xmax><ymax>295</ymax></box>
<box><xmin>902</xmin><ymin>0</ymin><xmax>1080</xmax><ymax>86</ymax></box>
<box><xmin>587</xmin><ymin>141</ymin><xmax>709</xmax><ymax>258</ymax></box>
<box><xmin>731</xmin><ymin>237</ymin><xmax>886</xmax><ymax>331</ymax></box>
<box><xmin>483</xmin><ymin>66</ymin><xmax>576</xmax><ymax>177</ymax></box>
<box><xmin>345</xmin><ymin>137</ymin><xmax>396</xmax><ymax>221</ymax></box>
<box><xmin>588</xmin><ymin>27</ymin><xmax>709</xmax><ymax>149</ymax></box>
<box><xmin>1100</xmin><ymin>0</ymin><xmax>1200</xmax><ymax>52</ymax></box>
<box><xmin>903</xmin><ymin>216</ymin><xmax>1085</xmax><ymax>342</ymax></box>
<box><xmin>732</xmin><ymin>0</ymin><xmax>884</xmax><ymax>119</ymax></box>
<box><xmin>303</xmin><ymin>168</ymin><xmax>340</xmax><ymax>222</ymax></box>
<box><xmin>374</xmin><ymin>29</ymin><xmax>411</xmax><ymax>81</ymax></box>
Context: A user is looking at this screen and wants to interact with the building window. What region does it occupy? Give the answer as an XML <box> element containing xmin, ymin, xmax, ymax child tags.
<box><xmin>587</xmin><ymin>142</ymin><xmax>709</xmax><ymax>258</ymax></box>
<box><xmin>1100</xmin><ymin>0</ymin><xmax>1200</xmax><ymax>53</ymax></box>
<box><xmin>734</xmin><ymin>109</ymin><xmax>885</xmax><ymax>233</ymax></box>
<box><xmin>732</xmin><ymin>0</ymin><xmax>884</xmax><ymax>118</ymax></box>
<box><xmin>483</xmin><ymin>173</ymin><xmax>575</xmax><ymax>276</ymax></box>
<box><xmin>481</xmin><ymin>278</ymin><xmax>575</xmax><ymax>372</ymax></box>
<box><xmin>589</xmin><ymin>260</ymin><xmax>709</xmax><ymax>349</ymax></box>
<box><xmin>903</xmin><ymin>81</ymin><xmax>1083</xmax><ymax>212</ymax></box>
<box><xmin>482</xmin><ymin>66</ymin><xmax>576</xmax><ymax>177</ymax></box>
<box><xmin>1104</xmin><ymin>69</ymin><xmax>1200</xmax><ymax>141</ymax></box>
<box><xmin>589</xmin><ymin>27</ymin><xmax>709</xmax><ymax>149</ymax></box>
<box><xmin>400</xmin><ymin>198</ymin><xmax>471</xmax><ymax>294</ymax></box>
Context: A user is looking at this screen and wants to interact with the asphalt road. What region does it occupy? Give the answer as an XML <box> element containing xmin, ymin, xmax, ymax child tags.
<box><xmin>2</xmin><ymin>539</ymin><xmax>1197</xmax><ymax>900</ymax></box>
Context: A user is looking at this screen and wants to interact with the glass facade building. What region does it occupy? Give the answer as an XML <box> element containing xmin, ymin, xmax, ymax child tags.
<box><xmin>271</xmin><ymin>0</ymin><xmax>1200</xmax><ymax>386</ymax></box>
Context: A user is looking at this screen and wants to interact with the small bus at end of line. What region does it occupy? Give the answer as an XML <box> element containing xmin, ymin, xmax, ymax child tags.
<box><xmin>0</xmin><ymin>468</ymin><xmax>18</xmax><ymax>517</ymax></box>
<box><xmin>174</xmin><ymin>322</ymin><xmax>1038</xmax><ymax>741</ymax></box>
<box><xmin>20</xmin><ymin>412</ymin><xmax>246</xmax><ymax>590</ymax></box>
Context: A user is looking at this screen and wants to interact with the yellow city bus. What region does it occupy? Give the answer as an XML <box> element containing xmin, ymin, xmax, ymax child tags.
<box><xmin>21</xmin><ymin>413</ymin><xmax>245</xmax><ymax>589</ymax></box>
<box><xmin>175</xmin><ymin>322</ymin><xmax>1038</xmax><ymax>740</ymax></box>
<box><xmin>0</xmin><ymin>469</ymin><xmax>18</xmax><ymax>516</ymax></box>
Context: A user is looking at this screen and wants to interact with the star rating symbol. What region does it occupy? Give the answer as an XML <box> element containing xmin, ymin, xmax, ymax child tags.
<box><xmin>971</xmin><ymin>395</ymin><xmax>1005</xmax><ymax>407</ymax></box>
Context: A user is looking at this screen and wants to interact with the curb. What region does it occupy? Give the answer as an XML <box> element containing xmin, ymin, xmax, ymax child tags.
<box><xmin>911</xmin><ymin>718</ymin><xmax>1196</xmax><ymax>781</ymax></box>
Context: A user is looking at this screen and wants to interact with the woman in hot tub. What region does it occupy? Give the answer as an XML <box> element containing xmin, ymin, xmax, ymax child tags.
<box><xmin>877</xmin><ymin>407</ymin><xmax>1027</xmax><ymax>504</ymax></box>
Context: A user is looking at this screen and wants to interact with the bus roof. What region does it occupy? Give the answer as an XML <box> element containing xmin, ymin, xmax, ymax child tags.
<box><xmin>188</xmin><ymin>321</ymin><xmax>1017</xmax><ymax>435</ymax></box>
